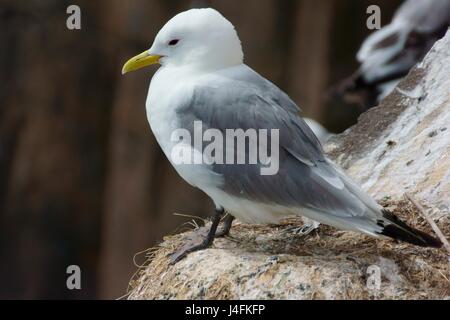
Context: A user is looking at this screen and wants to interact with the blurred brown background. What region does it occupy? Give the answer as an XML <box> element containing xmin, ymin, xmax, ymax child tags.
<box><xmin>0</xmin><ymin>0</ymin><xmax>402</xmax><ymax>299</ymax></box>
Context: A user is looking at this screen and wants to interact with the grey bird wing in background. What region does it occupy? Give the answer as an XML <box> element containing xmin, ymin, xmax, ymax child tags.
<box><xmin>177</xmin><ymin>66</ymin><xmax>381</xmax><ymax>225</ymax></box>
<box><xmin>358</xmin><ymin>0</ymin><xmax>450</xmax><ymax>83</ymax></box>
<box><xmin>392</xmin><ymin>0</ymin><xmax>450</xmax><ymax>34</ymax></box>
<box><xmin>337</xmin><ymin>0</ymin><xmax>450</xmax><ymax>109</ymax></box>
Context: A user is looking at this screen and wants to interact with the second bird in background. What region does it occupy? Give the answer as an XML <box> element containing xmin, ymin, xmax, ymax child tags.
<box><xmin>338</xmin><ymin>0</ymin><xmax>450</xmax><ymax>109</ymax></box>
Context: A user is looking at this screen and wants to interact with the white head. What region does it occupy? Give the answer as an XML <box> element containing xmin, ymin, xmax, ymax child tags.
<box><xmin>122</xmin><ymin>8</ymin><xmax>244</xmax><ymax>74</ymax></box>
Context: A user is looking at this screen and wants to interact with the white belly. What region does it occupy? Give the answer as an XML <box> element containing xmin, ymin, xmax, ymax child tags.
<box><xmin>203</xmin><ymin>188</ymin><xmax>295</xmax><ymax>224</ymax></box>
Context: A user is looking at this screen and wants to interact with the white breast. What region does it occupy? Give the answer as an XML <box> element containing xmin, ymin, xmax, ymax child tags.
<box><xmin>146</xmin><ymin>66</ymin><xmax>223</xmax><ymax>190</ymax></box>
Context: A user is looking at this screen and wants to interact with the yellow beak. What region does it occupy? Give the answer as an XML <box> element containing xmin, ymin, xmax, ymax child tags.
<box><xmin>121</xmin><ymin>51</ymin><xmax>161</xmax><ymax>75</ymax></box>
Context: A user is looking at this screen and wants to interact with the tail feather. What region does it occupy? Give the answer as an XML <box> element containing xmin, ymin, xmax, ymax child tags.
<box><xmin>377</xmin><ymin>210</ymin><xmax>442</xmax><ymax>248</ymax></box>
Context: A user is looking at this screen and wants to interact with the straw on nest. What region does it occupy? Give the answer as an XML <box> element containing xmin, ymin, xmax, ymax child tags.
<box><xmin>126</xmin><ymin>198</ymin><xmax>450</xmax><ymax>300</ymax></box>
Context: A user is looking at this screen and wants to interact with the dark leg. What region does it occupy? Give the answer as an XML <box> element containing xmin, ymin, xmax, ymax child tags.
<box><xmin>215</xmin><ymin>214</ymin><xmax>235</xmax><ymax>237</ymax></box>
<box><xmin>169</xmin><ymin>207</ymin><xmax>224</xmax><ymax>264</ymax></box>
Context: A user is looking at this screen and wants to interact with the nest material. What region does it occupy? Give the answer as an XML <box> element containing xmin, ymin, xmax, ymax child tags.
<box><xmin>126</xmin><ymin>199</ymin><xmax>450</xmax><ymax>300</ymax></box>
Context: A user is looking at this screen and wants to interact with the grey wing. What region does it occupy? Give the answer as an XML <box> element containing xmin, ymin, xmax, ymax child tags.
<box><xmin>177</xmin><ymin>69</ymin><xmax>379</xmax><ymax>219</ymax></box>
<box><xmin>358</xmin><ymin>0</ymin><xmax>450</xmax><ymax>84</ymax></box>
<box><xmin>395</xmin><ymin>0</ymin><xmax>450</xmax><ymax>34</ymax></box>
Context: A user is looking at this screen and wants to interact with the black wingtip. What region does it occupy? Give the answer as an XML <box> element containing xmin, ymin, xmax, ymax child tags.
<box><xmin>378</xmin><ymin>210</ymin><xmax>443</xmax><ymax>248</ymax></box>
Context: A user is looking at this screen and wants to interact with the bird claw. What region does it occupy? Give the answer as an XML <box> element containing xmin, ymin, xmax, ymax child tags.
<box><xmin>168</xmin><ymin>211</ymin><xmax>233</xmax><ymax>264</ymax></box>
<box><xmin>282</xmin><ymin>224</ymin><xmax>318</xmax><ymax>236</ymax></box>
<box><xmin>215</xmin><ymin>214</ymin><xmax>234</xmax><ymax>238</ymax></box>
<box><xmin>168</xmin><ymin>227</ymin><xmax>211</xmax><ymax>265</ymax></box>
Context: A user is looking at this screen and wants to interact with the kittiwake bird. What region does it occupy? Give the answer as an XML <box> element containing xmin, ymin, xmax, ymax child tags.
<box><xmin>338</xmin><ymin>0</ymin><xmax>450</xmax><ymax>109</ymax></box>
<box><xmin>122</xmin><ymin>8</ymin><xmax>441</xmax><ymax>263</ymax></box>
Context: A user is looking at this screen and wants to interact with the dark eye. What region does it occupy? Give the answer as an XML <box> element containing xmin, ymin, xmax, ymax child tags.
<box><xmin>168</xmin><ymin>39</ymin><xmax>179</xmax><ymax>46</ymax></box>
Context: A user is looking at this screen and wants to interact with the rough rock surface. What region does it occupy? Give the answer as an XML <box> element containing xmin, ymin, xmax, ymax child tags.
<box><xmin>325</xmin><ymin>30</ymin><xmax>450</xmax><ymax>214</ymax></box>
<box><xmin>127</xmin><ymin>31</ymin><xmax>450</xmax><ymax>300</ymax></box>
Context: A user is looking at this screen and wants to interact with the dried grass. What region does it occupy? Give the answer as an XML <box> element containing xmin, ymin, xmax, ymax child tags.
<box><xmin>127</xmin><ymin>199</ymin><xmax>450</xmax><ymax>300</ymax></box>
